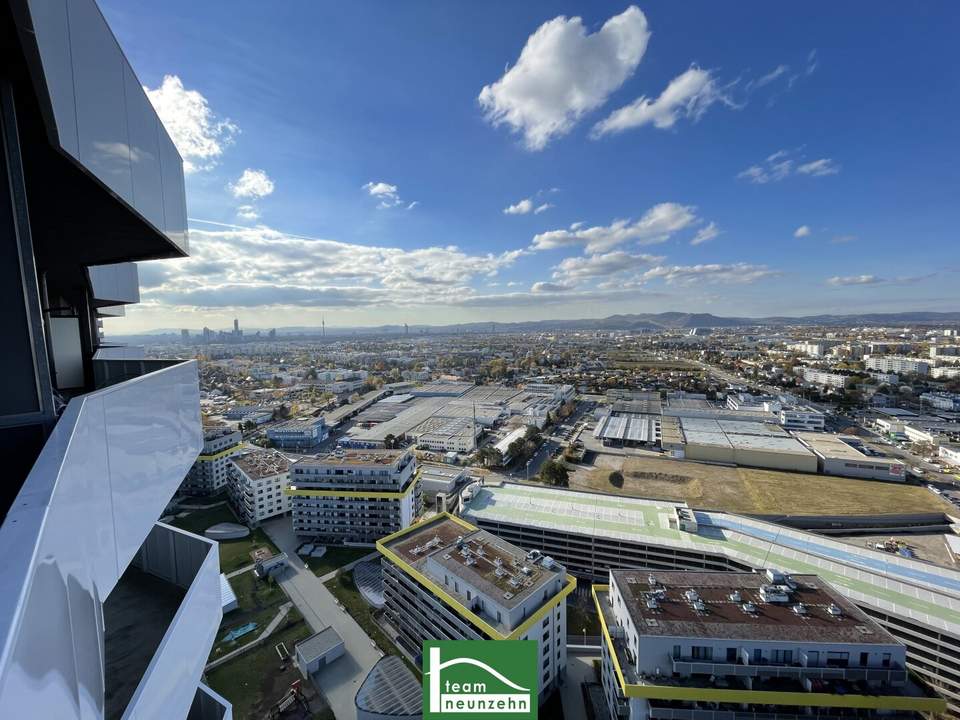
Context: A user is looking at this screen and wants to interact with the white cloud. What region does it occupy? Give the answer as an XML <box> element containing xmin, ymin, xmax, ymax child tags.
<box><xmin>797</xmin><ymin>158</ymin><xmax>840</xmax><ymax>176</ymax></box>
<box><xmin>690</xmin><ymin>222</ymin><xmax>721</xmax><ymax>246</ymax></box>
<box><xmin>827</xmin><ymin>274</ymin><xmax>881</xmax><ymax>286</ymax></box>
<box><xmin>229</xmin><ymin>169</ymin><xmax>275</xmax><ymax>199</ymax></box>
<box><xmin>236</xmin><ymin>205</ymin><xmax>260</xmax><ymax>221</ymax></box>
<box><xmin>144</xmin><ymin>75</ymin><xmax>238</xmax><ymax>173</ymax></box>
<box><xmin>737</xmin><ymin>149</ymin><xmax>839</xmax><ymax>184</ymax></box>
<box><xmin>793</xmin><ymin>225</ymin><xmax>811</xmax><ymax>238</ymax></box>
<box><xmin>363</xmin><ymin>181</ymin><xmax>414</xmax><ymax>209</ymax></box>
<box><xmin>534</xmin><ymin>203</ymin><xmax>553</xmax><ymax>215</ymax></box>
<box><xmin>478</xmin><ymin>6</ymin><xmax>650</xmax><ymax>150</ymax></box>
<box><xmin>140</xmin><ymin>223</ymin><xmax>525</xmax><ymax>311</ymax></box>
<box><xmin>531</xmin><ymin>281</ymin><xmax>571</xmax><ymax>293</ymax></box>
<box><xmin>592</xmin><ymin>66</ymin><xmax>737</xmax><ymax>137</ymax></box>
<box><xmin>747</xmin><ymin>64</ymin><xmax>788</xmax><ymax>92</ymax></box>
<box><xmin>642</xmin><ymin>263</ymin><xmax>780</xmax><ymax>285</ymax></box>
<box><xmin>552</xmin><ymin>251</ymin><xmax>663</xmax><ymax>283</ymax></box>
<box><xmin>806</xmin><ymin>49</ymin><xmax>819</xmax><ymax>76</ymax></box>
<box><xmin>531</xmin><ymin>202</ymin><xmax>699</xmax><ymax>253</ymax></box>
<box><xmin>503</xmin><ymin>198</ymin><xmax>534</xmax><ymax>215</ymax></box>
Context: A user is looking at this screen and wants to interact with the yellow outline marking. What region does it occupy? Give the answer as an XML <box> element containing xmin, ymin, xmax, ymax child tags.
<box><xmin>197</xmin><ymin>444</ymin><xmax>242</xmax><ymax>462</ymax></box>
<box><xmin>378</xmin><ymin>513</ymin><xmax>576</xmax><ymax>640</ymax></box>
<box><xmin>592</xmin><ymin>585</ymin><xmax>945</xmax><ymax>712</ymax></box>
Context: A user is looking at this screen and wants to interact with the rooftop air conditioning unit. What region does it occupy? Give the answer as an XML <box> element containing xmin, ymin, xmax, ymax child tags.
<box><xmin>729</xmin><ymin>591</ymin><xmax>742</xmax><ymax>603</ymax></box>
<box><xmin>827</xmin><ymin>603</ymin><xmax>843</xmax><ymax>617</ymax></box>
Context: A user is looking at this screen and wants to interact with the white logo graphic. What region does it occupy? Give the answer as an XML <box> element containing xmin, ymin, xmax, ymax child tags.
<box><xmin>426</xmin><ymin>646</ymin><xmax>531</xmax><ymax>714</ymax></box>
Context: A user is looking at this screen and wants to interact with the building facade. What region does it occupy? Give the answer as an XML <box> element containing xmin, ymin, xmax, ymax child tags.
<box><xmin>596</xmin><ymin>569</ymin><xmax>941</xmax><ymax>720</ymax></box>
<box><xmin>180</xmin><ymin>427</ymin><xmax>243</xmax><ymax>496</ymax></box>
<box><xmin>227</xmin><ymin>450</ymin><xmax>291</xmax><ymax>526</ymax></box>
<box><xmin>0</xmin><ymin>0</ymin><xmax>228</xmax><ymax>716</ymax></box>
<box><xmin>287</xmin><ymin>448</ymin><xmax>421</xmax><ymax>544</ymax></box>
<box><xmin>801</xmin><ymin>368</ymin><xmax>853</xmax><ymax>390</ymax></box>
<box><xmin>778</xmin><ymin>407</ymin><xmax>826</xmax><ymax>432</ymax></box>
<box><xmin>378</xmin><ymin>514</ymin><xmax>575</xmax><ymax>700</ymax></box>
<box><xmin>865</xmin><ymin>356</ymin><xmax>931</xmax><ymax>376</ymax></box>
<box><xmin>266</xmin><ymin>416</ymin><xmax>329</xmax><ymax>450</ymax></box>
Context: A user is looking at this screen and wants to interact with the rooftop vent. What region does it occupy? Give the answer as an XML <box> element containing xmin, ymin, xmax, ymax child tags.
<box><xmin>742</xmin><ymin>602</ymin><xmax>758</xmax><ymax>614</ymax></box>
<box><xmin>521</xmin><ymin>566</ymin><xmax>532</xmax><ymax>576</ymax></box>
<box><xmin>494</xmin><ymin>567</ymin><xmax>505</xmax><ymax>578</ymax></box>
<box><xmin>645</xmin><ymin>618</ymin><xmax>659</xmax><ymax>627</ymax></box>
<box><xmin>541</xmin><ymin>556</ymin><xmax>556</xmax><ymax>570</ymax></box>
<box><xmin>693</xmin><ymin>600</ymin><xmax>707</xmax><ymax>613</ymax></box>
<box><xmin>646</xmin><ymin>597</ymin><xmax>660</xmax><ymax>610</ymax></box>
<box><xmin>827</xmin><ymin>603</ymin><xmax>843</xmax><ymax>617</ymax></box>
<box><xmin>647</xmin><ymin>574</ymin><xmax>659</xmax><ymax>587</ymax></box>
<box><xmin>503</xmin><ymin>591</ymin><xmax>514</xmax><ymax>600</ymax></box>
<box><xmin>684</xmin><ymin>589</ymin><xmax>701</xmax><ymax>603</ymax></box>
<box><xmin>442</xmin><ymin>553</ymin><xmax>451</xmax><ymax>560</ymax></box>
<box><xmin>729</xmin><ymin>591</ymin><xmax>742</xmax><ymax>603</ymax></box>
<box><xmin>793</xmin><ymin>603</ymin><xmax>808</xmax><ymax>616</ymax></box>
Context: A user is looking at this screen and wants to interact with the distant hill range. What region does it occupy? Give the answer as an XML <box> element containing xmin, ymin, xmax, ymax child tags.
<box><xmin>121</xmin><ymin>311</ymin><xmax>960</xmax><ymax>342</ymax></box>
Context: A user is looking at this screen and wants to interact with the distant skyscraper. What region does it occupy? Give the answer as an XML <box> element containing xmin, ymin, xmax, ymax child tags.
<box><xmin>233</xmin><ymin>318</ymin><xmax>239</xmax><ymax>334</ymax></box>
<box><xmin>181</xmin><ymin>328</ymin><xmax>190</xmax><ymax>341</ymax></box>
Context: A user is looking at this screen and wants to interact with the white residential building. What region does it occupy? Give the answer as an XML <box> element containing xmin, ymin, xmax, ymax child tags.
<box><xmin>801</xmin><ymin>368</ymin><xmax>852</xmax><ymax>389</ymax></box>
<box><xmin>865</xmin><ymin>355</ymin><xmax>931</xmax><ymax>376</ymax></box>
<box><xmin>933</xmin><ymin>366</ymin><xmax>960</xmax><ymax>379</ymax></box>
<box><xmin>227</xmin><ymin>450</ymin><xmax>291</xmax><ymax>526</ymax></box>
<box><xmin>921</xmin><ymin>392</ymin><xmax>960</xmax><ymax>412</ymax></box>
<box><xmin>379</xmin><ymin>514</ymin><xmax>573</xmax><ymax>701</ymax></box>
<box><xmin>288</xmin><ymin>448</ymin><xmax>420</xmax><ymax>544</ymax></box>
<box><xmin>180</xmin><ymin>427</ymin><xmax>243</xmax><ymax>496</ymax></box>
<box><xmin>939</xmin><ymin>444</ymin><xmax>960</xmax><ymax>468</ymax></box>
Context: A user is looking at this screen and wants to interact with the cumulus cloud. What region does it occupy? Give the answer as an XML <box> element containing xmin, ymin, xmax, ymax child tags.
<box><xmin>642</xmin><ymin>263</ymin><xmax>780</xmax><ymax>285</ymax></box>
<box><xmin>737</xmin><ymin>149</ymin><xmax>839</xmax><ymax>184</ymax></box>
<box><xmin>363</xmin><ymin>181</ymin><xmax>415</xmax><ymax>209</ymax></box>
<box><xmin>138</xmin><ymin>223</ymin><xmax>524</xmax><ymax>311</ymax></box>
<box><xmin>230</xmin><ymin>169</ymin><xmax>275</xmax><ymax>199</ymax></box>
<box><xmin>478</xmin><ymin>6</ymin><xmax>650</xmax><ymax>150</ymax></box>
<box><xmin>503</xmin><ymin>198</ymin><xmax>534</xmax><ymax>215</ymax></box>
<box><xmin>793</xmin><ymin>225</ymin><xmax>811</xmax><ymax>238</ymax></box>
<box><xmin>531</xmin><ymin>281</ymin><xmax>572</xmax><ymax>293</ymax></box>
<box><xmin>144</xmin><ymin>75</ymin><xmax>238</xmax><ymax>173</ymax></box>
<box><xmin>236</xmin><ymin>205</ymin><xmax>260</xmax><ymax>221</ymax></box>
<box><xmin>797</xmin><ymin>158</ymin><xmax>841</xmax><ymax>176</ymax></box>
<box><xmin>531</xmin><ymin>202</ymin><xmax>699</xmax><ymax>253</ymax></box>
<box><xmin>592</xmin><ymin>66</ymin><xmax>737</xmax><ymax>137</ymax></box>
<box><xmin>690</xmin><ymin>222</ymin><xmax>721</xmax><ymax>246</ymax></box>
<box><xmin>827</xmin><ymin>274</ymin><xmax>881</xmax><ymax>286</ymax></box>
<box><xmin>553</xmin><ymin>251</ymin><xmax>664</xmax><ymax>284</ymax></box>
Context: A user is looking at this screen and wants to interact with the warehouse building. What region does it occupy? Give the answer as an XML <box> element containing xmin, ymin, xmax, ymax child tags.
<box><xmin>797</xmin><ymin>433</ymin><xmax>906</xmax><ymax>481</ymax></box>
<box><xmin>593</xmin><ymin>412</ymin><xmax>660</xmax><ymax>447</ymax></box>
<box><xmin>596</xmin><ymin>569</ymin><xmax>938</xmax><ymax>720</ymax></box>
<box><xmin>378</xmin><ymin>514</ymin><xmax>575</xmax><ymax>700</ymax></box>
<box><xmin>266</xmin><ymin>416</ymin><xmax>328</xmax><ymax>450</ymax></box>
<box><xmin>412</xmin><ymin>416</ymin><xmax>480</xmax><ymax>453</ymax></box>
<box><xmin>460</xmin><ymin>482</ymin><xmax>960</xmax><ymax>716</ymax></box>
<box><xmin>679</xmin><ymin>418</ymin><xmax>819</xmax><ymax>472</ymax></box>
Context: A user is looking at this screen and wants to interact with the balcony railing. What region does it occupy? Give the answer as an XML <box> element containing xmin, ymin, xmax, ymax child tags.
<box><xmin>671</xmin><ymin>657</ymin><xmax>908</xmax><ymax>685</ymax></box>
<box><xmin>0</xmin><ymin>361</ymin><xmax>202</xmax><ymax>719</ymax></box>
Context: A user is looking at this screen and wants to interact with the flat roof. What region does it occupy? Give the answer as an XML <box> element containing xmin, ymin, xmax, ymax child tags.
<box><xmin>612</xmin><ymin>570</ymin><xmax>897</xmax><ymax>644</ymax></box>
<box><xmin>460</xmin><ymin>482</ymin><xmax>960</xmax><ymax>634</ymax></box>
<box><xmin>797</xmin><ymin>433</ymin><xmax>898</xmax><ymax>463</ymax></box>
<box><xmin>293</xmin><ymin>448</ymin><xmax>408</xmax><ymax>467</ymax></box>
<box><xmin>231</xmin><ymin>450</ymin><xmax>289</xmax><ymax>479</ymax></box>
<box><xmin>296</xmin><ymin>626</ymin><xmax>344</xmax><ymax>661</ymax></box>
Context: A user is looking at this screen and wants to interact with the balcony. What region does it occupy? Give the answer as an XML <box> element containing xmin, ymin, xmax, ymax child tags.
<box><xmin>188</xmin><ymin>683</ymin><xmax>233</xmax><ymax>720</ymax></box>
<box><xmin>670</xmin><ymin>657</ymin><xmax>909</xmax><ymax>686</ymax></box>
<box><xmin>105</xmin><ymin>523</ymin><xmax>222</xmax><ymax>720</ymax></box>
<box><xmin>0</xmin><ymin>361</ymin><xmax>203</xmax><ymax>719</ymax></box>
<box><xmin>647</xmin><ymin>704</ymin><xmax>917</xmax><ymax>720</ymax></box>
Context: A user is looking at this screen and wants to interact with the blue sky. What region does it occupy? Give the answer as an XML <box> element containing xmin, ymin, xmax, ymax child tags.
<box><xmin>99</xmin><ymin>1</ymin><xmax>960</xmax><ymax>331</ymax></box>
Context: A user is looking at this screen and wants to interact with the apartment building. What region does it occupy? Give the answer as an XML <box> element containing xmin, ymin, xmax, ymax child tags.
<box><xmin>378</xmin><ymin>514</ymin><xmax>576</xmax><ymax>700</ymax></box>
<box><xmin>180</xmin><ymin>427</ymin><xmax>243</xmax><ymax>495</ymax></box>
<box><xmin>287</xmin><ymin>448</ymin><xmax>421</xmax><ymax>544</ymax></box>
<box><xmin>801</xmin><ymin>368</ymin><xmax>852</xmax><ymax>390</ymax></box>
<box><xmin>596</xmin><ymin>569</ymin><xmax>941</xmax><ymax>720</ymax></box>
<box><xmin>865</xmin><ymin>355</ymin><xmax>931</xmax><ymax>376</ymax></box>
<box><xmin>778</xmin><ymin>407</ymin><xmax>826</xmax><ymax>432</ymax></box>
<box><xmin>921</xmin><ymin>392</ymin><xmax>960</xmax><ymax>412</ymax></box>
<box><xmin>227</xmin><ymin>450</ymin><xmax>291</xmax><ymax>526</ymax></box>
<box><xmin>0</xmin><ymin>0</ymin><xmax>228</xmax><ymax>716</ymax></box>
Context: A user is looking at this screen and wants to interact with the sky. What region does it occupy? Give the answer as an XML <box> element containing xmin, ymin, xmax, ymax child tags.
<box><xmin>98</xmin><ymin>1</ymin><xmax>960</xmax><ymax>333</ymax></box>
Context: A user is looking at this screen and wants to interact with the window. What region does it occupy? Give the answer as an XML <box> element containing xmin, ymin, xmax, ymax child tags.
<box><xmin>691</xmin><ymin>646</ymin><xmax>713</xmax><ymax>661</ymax></box>
<box><xmin>726</xmin><ymin>648</ymin><xmax>737</xmax><ymax>663</ymax></box>
<box><xmin>543</xmin><ymin>618</ymin><xmax>549</xmax><ymax>628</ymax></box>
<box><xmin>860</xmin><ymin>652</ymin><xmax>869</xmax><ymax>667</ymax></box>
<box><xmin>753</xmin><ymin>649</ymin><xmax>762</xmax><ymax>663</ymax></box>
<box><xmin>542</xmin><ymin>659</ymin><xmax>549</xmax><ymax>669</ymax></box>
<box><xmin>673</xmin><ymin>645</ymin><xmax>681</xmax><ymax>660</ymax></box>
<box><xmin>882</xmin><ymin>653</ymin><xmax>891</xmax><ymax>668</ymax></box>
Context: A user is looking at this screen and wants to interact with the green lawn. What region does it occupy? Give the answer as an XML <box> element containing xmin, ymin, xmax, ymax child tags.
<box><xmin>205</xmin><ymin>616</ymin><xmax>314</xmax><ymax>720</ymax></box>
<box><xmin>209</xmin><ymin>572</ymin><xmax>292</xmax><ymax>658</ymax></box>
<box><xmin>167</xmin><ymin>503</ymin><xmax>280</xmax><ymax>573</ymax></box>
<box><xmin>324</xmin><ymin>570</ymin><xmax>419</xmax><ymax>676</ymax></box>
<box><xmin>307</xmin><ymin>546</ymin><xmax>375</xmax><ymax>577</ymax></box>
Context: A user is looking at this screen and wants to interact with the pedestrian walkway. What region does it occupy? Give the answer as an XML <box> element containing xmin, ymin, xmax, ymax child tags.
<box><xmin>317</xmin><ymin>550</ymin><xmax>379</xmax><ymax>583</ymax></box>
<box><xmin>204</xmin><ymin>601</ymin><xmax>293</xmax><ymax>672</ymax></box>
<box><xmin>226</xmin><ymin>562</ymin><xmax>256</xmax><ymax>579</ymax></box>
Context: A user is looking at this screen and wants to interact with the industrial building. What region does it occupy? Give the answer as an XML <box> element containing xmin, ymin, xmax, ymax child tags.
<box><xmin>594</xmin><ymin>412</ymin><xmax>661</xmax><ymax>447</ymax></box>
<box><xmin>596</xmin><ymin>569</ymin><xmax>940</xmax><ymax>720</ymax></box>
<box><xmin>779</xmin><ymin>406</ymin><xmax>826</xmax><ymax>432</ymax></box>
<box><xmin>287</xmin><ymin>448</ymin><xmax>421</xmax><ymax>544</ymax></box>
<box><xmin>679</xmin><ymin>418</ymin><xmax>819</xmax><ymax>472</ymax></box>
<box><xmin>266</xmin><ymin>416</ymin><xmax>329</xmax><ymax>450</ymax></box>
<box><xmin>378</xmin><ymin>514</ymin><xmax>575</xmax><ymax>700</ymax></box>
<box><xmin>180</xmin><ymin>427</ymin><xmax>243</xmax><ymax>496</ymax></box>
<box><xmin>227</xmin><ymin>450</ymin><xmax>292</xmax><ymax>526</ymax></box>
<box><xmin>412</xmin><ymin>415</ymin><xmax>480</xmax><ymax>453</ymax></box>
<box><xmin>797</xmin><ymin>433</ymin><xmax>906</xmax><ymax>481</ymax></box>
<box><xmin>460</xmin><ymin>482</ymin><xmax>960</xmax><ymax>716</ymax></box>
<box><xmin>0</xmin><ymin>0</ymin><xmax>229</xmax><ymax>715</ymax></box>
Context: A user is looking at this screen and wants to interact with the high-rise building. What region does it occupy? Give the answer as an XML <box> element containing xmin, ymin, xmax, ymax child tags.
<box><xmin>378</xmin><ymin>513</ymin><xmax>576</xmax><ymax>701</ymax></box>
<box><xmin>287</xmin><ymin>448</ymin><xmax>421</xmax><ymax>543</ymax></box>
<box><xmin>180</xmin><ymin>427</ymin><xmax>244</xmax><ymax>496</ymax></box>
<box><xmin>595</xmin><ymin>569</ymin><xmax>943</xmax><ymax>720</ymax></box>
<box><xmin>0</xmin><ymin>1</ymin><xmax>229</xmax><ymax>717</ymax></box>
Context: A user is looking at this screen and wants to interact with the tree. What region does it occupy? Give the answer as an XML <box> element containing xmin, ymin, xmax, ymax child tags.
<box><xmin>476</xmin><ymin>446</ymin><xmax>503</xmax><ymax>468</ymax></box>
<box><xmin>524</xmin><ymin>425</ymin><xmax>542</xmax><ymax>443</ymax></box>
<box><xmin>507</xmin><ymin>438</ymin><xmax>529</xmax><ymax>464</ymax></box>
<box><xmin>540</xmin><ymin>460</ymin><xmax>569</xmax><ymax>487</ymax></box>
<box><xmin>608</xmin><ymin>470</ymin><xmax>624</xmax><ymax>488</ymax></box>
<box><xmin>383</xmin><ymin>433</ymin><xmax>396</xmax><ymax>450</ymax></box>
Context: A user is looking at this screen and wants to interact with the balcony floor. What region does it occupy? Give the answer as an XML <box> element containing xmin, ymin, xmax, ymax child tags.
<box><xmin>104</xmin><ymin>565</ymin><xmax>185</xmax><ymax>720</ymax></box>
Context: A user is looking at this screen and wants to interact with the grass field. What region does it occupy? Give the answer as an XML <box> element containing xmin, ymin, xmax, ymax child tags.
<box><xmin>209</xmin><ymin>572</ymin><xmax>292</xmax><ymax>658</ymax></box>
<box><xmin>324</xmin><ymin>569</ymin><xmax>419</xmax><ymax>676</ymax></box>
<box><xmin>167</xmin><ymin>503</ymin><xmax>280</xmax><ymax>572</ymax></box>
<box><xmin>307</xmin><ymin>546</ymin><xmax>374</xmax><ymax>577</ymax></box>
<box><xmin>572</xmin><ymin>454</ymin><xmax>954</xmax><ymax>516</ymax></box>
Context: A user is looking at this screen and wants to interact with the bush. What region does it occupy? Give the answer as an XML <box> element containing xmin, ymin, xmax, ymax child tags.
<box><xmin>608</xmin><ymin>471</ymin><xmax>624</xmax><ymax>488</ymax></box>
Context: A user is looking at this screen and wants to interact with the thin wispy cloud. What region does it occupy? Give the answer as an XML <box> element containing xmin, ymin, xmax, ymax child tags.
<box><xmin>737</xmin><ymin>148</ymin><xmax>840</xmax><ymax>184</ymax></box>
<box><xmin>363</xmin><ymin>181</ymin><xmax>416</xmax><ymax>210</ymax></box>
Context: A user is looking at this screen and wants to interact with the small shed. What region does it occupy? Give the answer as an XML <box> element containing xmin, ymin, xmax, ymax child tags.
<box><xmin>295</xmin><ymin>627</ymin><xmax>345</xmax><ymax>678</ymax></box>
<box><xmin>219</xmin><ymin>574</ymin><xmax>238</xmax><ymax>614</ymax></box>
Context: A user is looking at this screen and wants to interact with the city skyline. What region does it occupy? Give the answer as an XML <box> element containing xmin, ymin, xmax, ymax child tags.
<box><xmin>98</xmin><ymin>1</ymin><xmax>959</xmax><ymax>333</ymax></box>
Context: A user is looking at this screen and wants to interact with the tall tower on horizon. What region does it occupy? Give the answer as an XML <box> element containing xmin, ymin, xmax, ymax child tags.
<box><xmin>233</xmin><ymin>317</ymin><xmax>239</xmax><ymax>333</ymax></box>
<box><xmin>322</xmin><ymin>316</ymin><xmax>325</xmax><ymax>337</ymax></box>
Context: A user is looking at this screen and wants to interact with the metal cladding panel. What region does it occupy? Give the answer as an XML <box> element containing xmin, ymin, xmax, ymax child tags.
<box><xmin>0</xmin><ymin>362</ymin><xmax>202</xmax><ymax>719</ymax></box>
<box><xmin>88</xmin><ymin>263</ymin><xmax>140</xmax><ymax>306</ymax></box>
<box><xmin>20</xmin><ymin>0</ymin><xmax>189</xmax><ymax>254</ymax></box>
<box><xmin>124</xmin><ymin>524</ymin><xmax>222</xmax><ymax>720</ymax></box>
